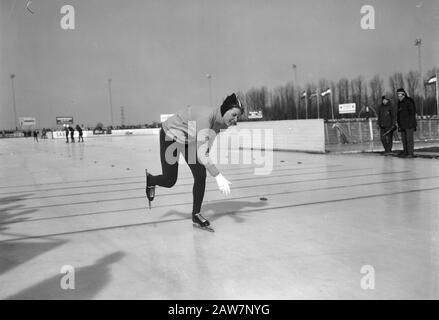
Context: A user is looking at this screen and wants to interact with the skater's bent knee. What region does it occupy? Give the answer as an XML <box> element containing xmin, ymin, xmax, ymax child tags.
<box><xmin>163</xmin><ymin>178</ymin><xmax>178</xmax><ymax>188</ymax></box>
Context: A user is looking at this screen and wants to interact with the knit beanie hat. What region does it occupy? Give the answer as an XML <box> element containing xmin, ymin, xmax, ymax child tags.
<box><xmin>220</xmin><ymin>93</ymin><xmax>244</xmax><ymax>117</ymax></box>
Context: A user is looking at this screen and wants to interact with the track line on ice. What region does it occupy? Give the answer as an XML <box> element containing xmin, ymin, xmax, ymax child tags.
<box><xmin>1</xmin><ymin>166</ymin><xmax>379</xmax><ymax>199</ymax></box>
<box><xmin>0</xmin><ymin>170</ymin><xmax>409</xmax><ymax>209</ymax></box>
<box><xmin>2</xmin><ymin>185</ymin><xmax>439</xmax><ymax>243</ymax></box>
<box><xmin>2</xmin><ymin>171</ymin><xmax>434</xmax><ymax>225</ymax></box>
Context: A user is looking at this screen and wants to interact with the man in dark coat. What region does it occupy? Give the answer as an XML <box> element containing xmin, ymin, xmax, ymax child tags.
<box><xmin>64</xmin><ymin>124</ymin><xmax>69</xmax><ymax>143</ymax></box>
<box><xmin>377</xmin><ymin>96</ymin><xmax>397</xmax><ymax>155</ymax></box>
<box><xmin>68</xmin><ymin>125</ymin><xmax>75</xmax><ymax>143</ymax></box>
<box><xmin>76</xmin><ymin>124</ymin><xmax>84</xmax><ymax>142</ymax></box>
<box><xmin>33</xmin><ymin>130</ymin><xmax>39</xmax><ymax>142</ymax></box>
<box><xmin>396</xmin><ymin>88</ymin><xmax>417</xmax><ymax>158</ymax></box>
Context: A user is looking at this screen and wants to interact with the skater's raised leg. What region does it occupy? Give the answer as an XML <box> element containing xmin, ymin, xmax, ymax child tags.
<box><xmin>146</xmin><ymin>128</ymin><xmax>181</xmax><ymax>208</ymax></box>
<box><xmin>145</xmin><ymin>169</ymin><xmax>155</xmax><ymax>209</ymax></box>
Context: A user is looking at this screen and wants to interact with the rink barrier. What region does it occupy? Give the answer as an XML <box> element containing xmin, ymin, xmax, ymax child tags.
<box><xmin>232</xmin><ymin>119</ymin><xmax>325</xmax><ymax>153</ymax></box>
<box><xmin>52</xmin><ymin>128</ymin><xmax>160</xmax><ymax>139</ymax></box>
<box><xmin>50</xmin><ymin>121</ymin><xmax>325</xmax><ymax>153</ymax></box>
<box><xmin>325</xmin><ymin>118</ymin><xmax>439</xmax><ymax>144</ymax></box>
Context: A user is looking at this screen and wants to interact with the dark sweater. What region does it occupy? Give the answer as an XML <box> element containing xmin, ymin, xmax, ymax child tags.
<box><xmin>377</xmin><ymin>102</ymin><xmax>396</xmax><ymax>128</ymax></box>
<box><xmin>397</xmin><ymin>97</ymin><xmax>417</xmax><ymax>130</ymax></box>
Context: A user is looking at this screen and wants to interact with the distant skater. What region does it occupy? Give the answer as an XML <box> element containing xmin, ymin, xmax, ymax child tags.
<box><xmin>69</xmin><ymin>125</ymin><xmax>75</xmax><ymax>143</ymax></box>
<box><xmin>146</xmin><ymin>93</ymin><xmax>244</xmax><ymax>231</ymax></box>
<box><xmin>33</xmin><ymin>130</ymin><xmax>39</xmax><ymax>142</ymax></box>
<box><xmin>64</xmin><ymin>124</ymin><xmax>69</xmax><ymax>143</ymax></box>
<box><xmin>76</xmin><ymin>124</ymin><xmax>84</xmax><ymax>142</ymax></box>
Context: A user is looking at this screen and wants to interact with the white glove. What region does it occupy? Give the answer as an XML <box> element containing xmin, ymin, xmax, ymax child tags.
<box><xmin>215</xmin><ymin>173</ymin><xmax>231</xmax><ymax>196</ymax></box>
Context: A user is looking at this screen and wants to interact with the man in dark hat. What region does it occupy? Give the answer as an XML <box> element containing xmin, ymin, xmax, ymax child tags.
<box><xmin>396</xmin><ymin>88</ymin><xmax>417</xmax><ymax>158</ymax></box>
<box><xmin>377</xmin><ymin>96</ymin><xmax>397</xmax><ymax>155</ymax></box>
<box><xmin>145</xmin><ymin>93</ymin><xmax>244</xmax><ymax>231</ymax></box>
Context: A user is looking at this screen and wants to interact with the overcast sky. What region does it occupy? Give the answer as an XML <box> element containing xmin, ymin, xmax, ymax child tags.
<box><xmin>1</xmin><ymin>0</ymin><xmax>438</xmax><ymax>129</ymax></box>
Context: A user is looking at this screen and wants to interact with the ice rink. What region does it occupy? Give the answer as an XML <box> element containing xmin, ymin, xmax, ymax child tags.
<box><xmin>0</xmin><ymin>135</ymin><xmax>438</xmax><ymax>300</ymax></box>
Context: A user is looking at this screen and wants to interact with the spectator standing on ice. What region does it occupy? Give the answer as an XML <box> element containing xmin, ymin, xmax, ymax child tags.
<box><xmin>396</xmin><ymin>88</ymin><xmax>417</xmax><ymax>158</ymax></box>
<box><xmin>377</xmin><ymin>96</ymin><xmax>397</xmax><ymax>155</ymax></box>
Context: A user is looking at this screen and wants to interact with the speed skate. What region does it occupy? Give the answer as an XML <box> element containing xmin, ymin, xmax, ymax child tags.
<box><xmin>193</xmin><ymin>223</ymin><xmax>215</xmax><ymax>232</ymax></box>
<box><xmin>192</xmin><ymin>213</ymin><xmax>215</xmax><ymax>232</ymax></box>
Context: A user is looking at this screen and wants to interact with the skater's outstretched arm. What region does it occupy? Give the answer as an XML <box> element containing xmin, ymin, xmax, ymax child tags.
<box><xmin>196</xmin><ymin>128</ymin><xmax>231</xmax><ymax>196</ymax></box>
<box><xmin>196</xmin><ymin>128</ymin><xmax>220</xmax><ymax>176</ymax></box>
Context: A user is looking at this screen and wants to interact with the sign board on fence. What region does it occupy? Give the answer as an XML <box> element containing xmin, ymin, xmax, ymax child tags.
<box><xmin>339</xmin><ymin>103</ymin><xmax>356</xmax><ymax>114</ymax></box>
<box><xmin>160</xmin><ymin>114</ymin><xmax>174</xmax><ymax>122</ymax></box>
<box><xmin>248</xmin><ymin>110</ymin><xmax>263</xmax><ymax>119</ymax></box>
<box><xmin>19</xmin><ymin>117</ymin><xmax>36</xmax><ymax>128</ymax></box>
<box><xmin>56</xmin><ymin>117</ymin><xmax>74</xmax><ymax>125</ymax></box>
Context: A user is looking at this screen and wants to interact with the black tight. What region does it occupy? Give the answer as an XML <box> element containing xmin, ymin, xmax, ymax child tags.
<box><xmin>149</xmin><ymin>128</ymin><xmax>207</xmax><ymax>215</ymax></box>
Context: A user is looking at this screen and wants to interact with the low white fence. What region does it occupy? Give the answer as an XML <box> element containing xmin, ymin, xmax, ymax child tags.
<box><xmin>53</xmin><ymin>128</ymin><xmax>160</xmax><ymax>139</ymax></box>
<box><xmin>51</xmin><ymin>120</ymin><xmax>325</xmax><ymax>153</ymax></box>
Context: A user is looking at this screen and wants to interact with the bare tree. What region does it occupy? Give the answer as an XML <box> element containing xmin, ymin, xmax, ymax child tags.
<box><xmin>271</xmin><ymin>87</ymin><xmax>283</xmax><ymax>120</ymax></box>
<box><xmin>330</xmin><ymin>81</ymin><xmax>337</xmax><ymax>119</ymax></box>
<box><xmin>357</xmin><ymin>76</ymin><xmax>364</xmax><ymax>108</ymax></box>
<box><xmin>317</xmin><ymin>79</ymin><xmax>330</xmax><ymax>119</ymax></box>
<box><xmin>236</xmin><ymin>91</ymin><xmax>247</xmax><ymax>117</ymax></box>
<box><xmin>296</xmin><ymin>85</ymin><xmax>304</xmax><ymax>119</ymax></box>
<box><xmin>305</xmin><ymin>84</ymin><xmax>314</xmax><ymax>118</ymax></box>
<box><xmin>284</xmin><ymin>82</ymin><xmax>296</xmax><ymax>119</ymax></box>
<box><xmin>425</xmin><ymin>67</ymin><xmax>439</xmax><ymax>97</ymax></box>
<box><xmin>306</xmin><ymin>83</ymin><xmax>316</xmax><ymax>118</ymax></box>
<box><xmin>350</xmin><ymin>76</ymin><xmax>364</xmax><ymax>117</ymax></box>
<box><xmin>405</xmin><ymin>70</ymin><xmax>420</xmax><ymax>98</ymax></box>
<box><xmin>244</xmin><ymin>87</ymin><xmax>268</xmax><ymax>111</ymax></box>
<box><xmin>424</xmin><ymin>67</ymin><xmax>439</xmax><ymax>115</ymax></box>
<box><xmin>389</xmin><ymin>72</ymin><xmax>405</xmax><ymax>101</ymax></box>
<box><xmin>369</xmin><ymin>75</ymin><xmax>384</xmax><ymax>109</ymax></box>
<box><xmin>337</xmin><ymin>78</ymin><xmax>349</xmax><ymax>104</ymax></box>
<box><xmin>363</xmin><ymin>85</ymin><xmax>369</xmax><ymax>110</ymax></box>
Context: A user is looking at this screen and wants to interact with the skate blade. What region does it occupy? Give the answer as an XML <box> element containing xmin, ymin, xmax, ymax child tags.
<box><xmin>145</xmin><ymin>169</ymin><xmax>154</xmax><ymax>210</ymax></box>
<box><xmin>193</xmin><ymin>223</ymin><xmax>215</xmax><ymax>232</ymax></box>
